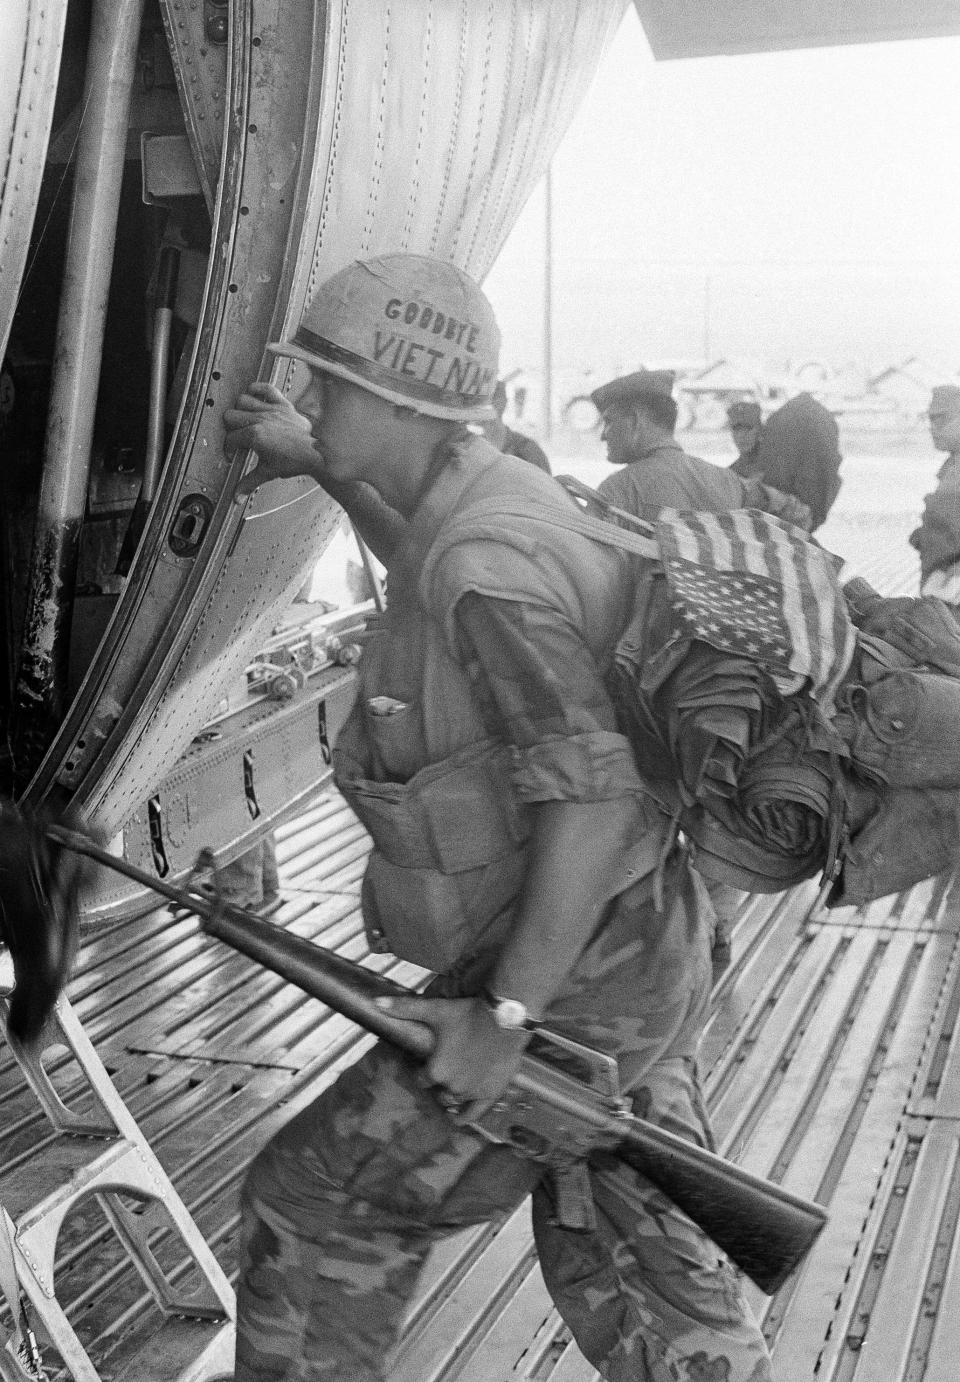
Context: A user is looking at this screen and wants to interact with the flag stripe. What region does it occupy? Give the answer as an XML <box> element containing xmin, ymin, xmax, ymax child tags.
<box><xmin>655</xmin><ymin>508</ymin><xmax>854</xmax><ymax>709</ymax></box>
<box><xmin>699</xmin><ymin>510</ymin><xmax>734</xmax><ymax>571</ymax></box>
<box><xmin>729</xmin><ymin>510</ymin><xmax>767</xmax><ymax>579</ymax></box>
<box><xmin>760</xmin><ymin>514</ymin><xmax>816</xmax><ymax>687</ymax></box>
<box><xmin>724</xmin><ymin>509</ymin><xmax>750</xmax><ymax>575</ymax></box>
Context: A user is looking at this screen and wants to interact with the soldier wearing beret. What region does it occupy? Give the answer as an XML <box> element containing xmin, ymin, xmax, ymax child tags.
<box><xmin>592</xmin><ymin>369</ymin><xmax>810</xmax><ymax>528</ymax></box>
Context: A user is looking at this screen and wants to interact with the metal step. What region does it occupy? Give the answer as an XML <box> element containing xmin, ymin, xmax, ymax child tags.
<box><xmin>4</xmin><ymin>548</ymin><xmax>954</xmax><ymax>1379</ymax></box>
<box><xmin>0</xmin><ymin>996</ymin><xmax>234</xmax><ymax>1382</ymax></box>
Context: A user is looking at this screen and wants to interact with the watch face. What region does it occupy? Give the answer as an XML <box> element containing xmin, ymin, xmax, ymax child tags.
<box><xmin>493</xmin><ymin>997</ymin><xmax>529</xmax><ymax>1030</ymax></box>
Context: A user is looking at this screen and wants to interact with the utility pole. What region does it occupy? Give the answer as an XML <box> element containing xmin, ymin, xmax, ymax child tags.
<box><xmin>543</xmin><ymin>164</ymin><xmax>554</xmax><ymax>439</ymax></box>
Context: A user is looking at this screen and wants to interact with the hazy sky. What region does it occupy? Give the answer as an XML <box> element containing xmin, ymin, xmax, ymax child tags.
<box><xmin>485</xmin><ymin>8</ymin><xmax>960</xmax><ymax>385</ymax></box>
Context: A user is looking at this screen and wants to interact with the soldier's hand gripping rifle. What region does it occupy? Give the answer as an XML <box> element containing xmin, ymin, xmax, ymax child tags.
<box><xmin>35</xmin><ymin>827</ymin><xmax>826</xmax><ymax>1295</ymax></box>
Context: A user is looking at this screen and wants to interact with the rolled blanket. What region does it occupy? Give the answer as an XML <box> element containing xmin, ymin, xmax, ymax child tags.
<box><xmin>681</xmin><ymin>727</ymin><xmax>843</xmax><ymax>893</ymax></box>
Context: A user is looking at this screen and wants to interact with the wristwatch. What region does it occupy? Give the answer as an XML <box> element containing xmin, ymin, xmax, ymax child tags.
<box><xmin>482</xmin><ymin>990</ymin><xmax>538</xmax><ymax>1031</ymax></box>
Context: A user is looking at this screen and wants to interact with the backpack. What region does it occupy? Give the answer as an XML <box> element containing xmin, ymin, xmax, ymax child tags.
<box><xmin>555</xmin><ymin>478</ymin><xmax>960</xmax><ymax>906</ymax></box>
<box><xmin>758</xmin><ymin>392</ymin><xmax>842</xmax><ymax>531</ymax></box>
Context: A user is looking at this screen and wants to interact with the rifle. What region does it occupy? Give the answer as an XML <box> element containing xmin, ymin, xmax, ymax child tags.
<box><xmin>46</xmin><ymin>828</ymin><xmax>827</xmax><ymax>1294</ymax></box>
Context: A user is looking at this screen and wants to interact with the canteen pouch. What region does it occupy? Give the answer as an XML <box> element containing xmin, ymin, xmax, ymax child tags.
<box><xmin>830</xmin><ymin>785</ymin><xmax>960</xmax><ymax>906</ymax></box>
<box><xmin>843</xmin><ymin>664</ymin><xmax>960</xmax><ymax>788</ymax></box>
<box><xmin>335</xmin><ymin>736</ymin><xmax>531</xmax><ymax>969</ymax></box>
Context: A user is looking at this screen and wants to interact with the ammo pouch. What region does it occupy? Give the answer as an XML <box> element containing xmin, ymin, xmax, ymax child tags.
<box><xmin>837</xmin><ymin>636</ymin><xmax>960</xmax><ymax>789</ymax></box>
<box><xmin>825</xmin><ymin>627</ymin><xmax>960</xmax><ymax>905</ymax></box>
<box><xmin>844</xmin><ymin>577</ymin><xmax>960</xmax><ymax>676</ymax></box>
<box><xmin>335</xmin><ymin>737</ymin><xmax>531</xmax><ymax>970</ymax></box>
<box><xmin>830</xmin><ymin>786</ymin><xmax>960</xmax><ymax>907</ymax></box>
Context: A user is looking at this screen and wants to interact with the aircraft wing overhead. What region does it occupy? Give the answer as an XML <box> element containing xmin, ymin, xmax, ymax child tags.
<box><xmin>633</xmin><ymin>0</ymin><xmax>960</xmax><ymax>58</ymax></box>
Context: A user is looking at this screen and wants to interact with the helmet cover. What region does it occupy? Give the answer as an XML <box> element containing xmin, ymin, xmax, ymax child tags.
<box><xmin>269</xmin><ymin>254</ymin><xmax>500</xmax><ymax>421</ymax></box>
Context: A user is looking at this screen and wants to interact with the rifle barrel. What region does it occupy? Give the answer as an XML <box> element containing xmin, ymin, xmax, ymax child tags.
<box><xmin>188</xmin><ymin>900</ymin><xmax>827</xmax><ymax>1293</ymax></box>
<box><xmin>48</xmin><ymin>827</ymin><xmax>826</xmax><ymax>1293</ymax></box>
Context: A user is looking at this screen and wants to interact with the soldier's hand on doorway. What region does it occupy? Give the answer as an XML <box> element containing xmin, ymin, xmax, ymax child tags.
<box><xmin>377</xmin><ymin>993</ymin><xmax>530</xmax><ymax>1119</ymax></box>
<box><xmin>225</xmin><ymin>381</ymin><xmax>321</xmax><ymax>491</ymax></box>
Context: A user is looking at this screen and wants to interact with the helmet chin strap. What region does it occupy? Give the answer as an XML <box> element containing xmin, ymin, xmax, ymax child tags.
<box><xmin>352</xmin><ymin>529</ymin><xmax>386</xmax><ymax>612</ymax></box>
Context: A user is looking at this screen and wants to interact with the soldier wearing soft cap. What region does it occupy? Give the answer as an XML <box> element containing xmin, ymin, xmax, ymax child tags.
<box><xmin>911</xmin><ymin>384</ymin><xmax>960</xmax><ymax>600</ymax></box>
<box><xmin>727</xmin><ymin>398</ymin><xmax>764</xmax><ymax>476</ymax></box>
<box><xmin>593</xmin><ymin>369</ymin><xmax>810</xmax><ymax>529</ymax></box>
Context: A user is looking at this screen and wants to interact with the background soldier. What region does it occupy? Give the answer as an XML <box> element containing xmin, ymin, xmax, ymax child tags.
<box><xmin>728</xmin><ymin>392</ymin><xmax>843</xmax><ymax>536</ymax></box>
<box><xmin>910</xmin><ymin>383</ymin><xmax>960</xmax><ymax>601</ymax></box>
<box><xmin>482</xmin><ymin>378</ymin><xmax>552</xmax><ymax>472</ymax></box>
<box><xmin>727</xmin><ymin>397</ymin><xmax>764</xmax><ymax>476</ymax></box>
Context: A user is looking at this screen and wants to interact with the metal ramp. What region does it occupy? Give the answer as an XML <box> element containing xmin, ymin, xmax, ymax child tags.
<box><xmin>3</xmin><ymin>785</ymin><xmax>959</xmax><ymax>1380</ymax></box>
<box><xmin>388</xmin><ymin>878</ymin><xmax>960</xmax><ymax>1381</ymax></box>
<box><xmin>3</xmin><ymin>537</ymin><xmax>956</xmax><ymax>1379</ymax></box>
<box><xmin>0</xmin><ymin>792</ymin><xmax>418</xmax><ymax>1381</ymax></box>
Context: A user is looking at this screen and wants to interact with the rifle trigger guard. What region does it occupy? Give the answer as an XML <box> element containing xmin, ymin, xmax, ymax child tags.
<box><xmin>469</xmin><ymin>1028</ymin><xmax>629</xmax><ymax>1165</ymax></box>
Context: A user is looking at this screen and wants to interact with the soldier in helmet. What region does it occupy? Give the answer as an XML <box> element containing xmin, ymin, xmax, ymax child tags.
<box><xmin>223</xmin><ymin>254</ymin><xmax>773</xmax><ymax>1382</ymax></box>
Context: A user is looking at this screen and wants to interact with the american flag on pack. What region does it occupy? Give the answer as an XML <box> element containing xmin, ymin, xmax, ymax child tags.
<box><xmin>655</xmin><ymin>508</ymin><xmax>856</xmax><ymax>710</ymax></box>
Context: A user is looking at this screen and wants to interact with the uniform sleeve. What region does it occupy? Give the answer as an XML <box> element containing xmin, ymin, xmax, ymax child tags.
<box><xmin>598</xmin><ymin>457</ymin><xmax>742</xmax><ymax>516</ymax></box>
<box><xmin>511</xmin><ymin>434</ymin><xmax>552</xmax><ymax>474</ymax></box>
<box><xmin>451</xmin><ymin>590</ymin><xmax>646</xmax><ymax>803</ymax></box>
<box><xmin>915</xmin><ymin>483</ymin><xmax>960</xmax><ymax>577</ymax></box>
<box><xmin>598</xmin><ymin>465</ymin><xmax>684</xmax><ymax>518</ymax></box>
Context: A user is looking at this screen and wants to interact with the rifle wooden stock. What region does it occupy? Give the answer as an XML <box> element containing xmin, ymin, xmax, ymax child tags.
<box><xmin>50</xmin><ymin>827</ymin><xmax>827</xmax><ymax>1294</ymax></box>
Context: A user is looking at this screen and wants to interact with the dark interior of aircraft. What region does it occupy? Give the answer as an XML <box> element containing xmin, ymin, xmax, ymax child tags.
<box><xmin>2</xmin><ymin>0</ymin><xmax>218</xmax><ymax>795</ymax></box>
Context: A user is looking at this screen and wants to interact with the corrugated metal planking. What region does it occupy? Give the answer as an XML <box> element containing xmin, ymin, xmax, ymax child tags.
<box><xmin>6</xmin><ymin>543</ymin><xmax>960</xmax><ymax>1379</ymax></box>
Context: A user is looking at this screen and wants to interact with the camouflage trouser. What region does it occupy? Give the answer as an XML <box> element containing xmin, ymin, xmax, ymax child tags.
<box><xmin>216</xmin><ymin>836</ymin><xmax>280</xmax><ymax>909</ymax></box>
<box><xmin>234</xmin><ymin>1046</ymin><xmax>773</xmax><ymax>1381</ymax></box>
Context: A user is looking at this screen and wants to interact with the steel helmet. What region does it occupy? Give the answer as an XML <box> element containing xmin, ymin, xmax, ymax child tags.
<box><xmin>268</xmin><ymin>253</ymin><xmax>500</xmax><ymax>422</ymax></box>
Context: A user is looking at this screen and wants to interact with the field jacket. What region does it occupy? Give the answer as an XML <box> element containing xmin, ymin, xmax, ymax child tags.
<box><xmin>332</xmin><ymin>437</ymin><xmax>660</xmax><ymax>971</ymax></box>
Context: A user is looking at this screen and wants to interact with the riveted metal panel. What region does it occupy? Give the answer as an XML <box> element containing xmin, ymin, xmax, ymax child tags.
<box><xmin>280</xmin><ymin>0</ymin><xmax>625</xmax><ymax>331</ymax></box>
<box><xmin>0</xmin><ymin>0</ymin><xmax>69</xmax><ymax>363</ymax></box>
<box><xmin>25</xmin><ymin>1</ymin><xmax>338</xmax><ymax>836</ymax></box>
<box><xmin>158</xmin><ymin>0</ymin><xmax>229</xmax><ymax>211</ymax></box>
<box><xmin>27</xmin><ymin>0</ymin><xmax>626</xmax><ymax>846</ymax></box>
<box><xmin>815</xmin><ymin>1119</ymin><xmax>960</xmax><ymax>1381</ymax></box>
<box><xmin>87</xmin><ymin>664</ymin><xmax>357</xmax><ymax>920</ymax></box>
